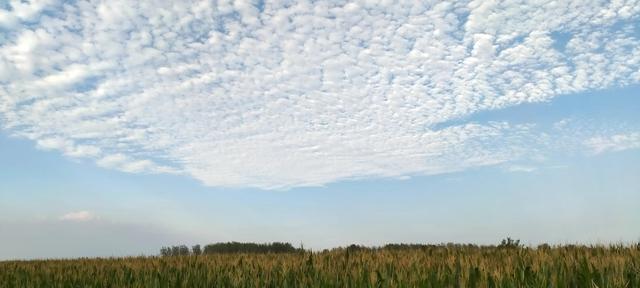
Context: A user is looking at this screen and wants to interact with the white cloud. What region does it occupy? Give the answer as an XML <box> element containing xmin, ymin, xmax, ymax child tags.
<box><xmin>506</xmin><ymin>165</ymin><xmax>538</xmax><ymax>173</ymax></box>
<box><xmin>96</xmin><ymin>153</ymin><xmax>178</xmax><ymax>174</ymax></box>
<box><xmin>0</xmin><ymin>1</ymin><xmax>639</xmax><ymax>188</ymax></box>
<box><xmin>59</xmin><ymin>211</ymin><xmax>95</xmax><ymax>222</ymax></box>
<box><xmin>584</xmin><ymin>133</ymin><xmax>640</xmax><ymax>155</ymax></box>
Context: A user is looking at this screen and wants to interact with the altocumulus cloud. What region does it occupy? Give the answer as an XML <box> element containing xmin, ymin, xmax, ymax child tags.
<box><xmin>1</xmin><ymin>0</ymin><xmax>640</xmax><ymax>188</ymax></box>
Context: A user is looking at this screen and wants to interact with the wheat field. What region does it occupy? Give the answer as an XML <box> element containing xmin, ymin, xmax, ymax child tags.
<box><xmin>1</xmin><ymin>244</ymin><xmax>639</xmax><ymax>287</ymax></box>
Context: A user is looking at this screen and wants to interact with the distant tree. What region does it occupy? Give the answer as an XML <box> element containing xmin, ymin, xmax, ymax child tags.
<box><xmin>202</xmin><ymin>242</ymin><xmax>301</xmax><ymax>254</ymax></box>
<box><xmin>537</xmin><ymin>243</ymin><xmax>551</xmax><ymax>250</ymax></box>
<box><xmin>178</xmin><ymin>245</ymin><xmax>190</xmax><ymax>256</ymax></box>
<box><xmin>498</xmin><ymin>237</ymin><xmax>521</xmax><ymax>249</ymax></box>
<box><xmin>384</xmin><ymin>243</ymin><xmax>431</xmax><ymax>250</ymax></box>
<box><xmin>160</xmin><ymin>242</ymin><xmax>306</xmax><ymax>256</ymax></box>
<box><xmin>192</xmin><ymin>244</ymin><xmax>202</xmax><ymax>255</ymax></box>
<box><xmin>346</xmin><ymin>244</ymin><xmax>365</xmax><ymax>252</ymax></box>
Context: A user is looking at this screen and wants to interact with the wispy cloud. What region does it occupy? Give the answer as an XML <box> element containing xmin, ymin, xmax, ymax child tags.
<box><xmin>1</xmin><ymin>1</ymin><xmax>640</xmax><ymax>188</ymax></box>
<box><xmin>59</xmin><ymin>211</ymin><xmax>95</xmax><ymax>222</ymax></box>
<box><xmin>584</xmin><ymin>133</ymin><xmax>640</xmax><ymax>155</ymax></box>
<box><xmin>505</xmin><ymin>165</ymin><xmax>538</xmax><ymax>173</ymax></box>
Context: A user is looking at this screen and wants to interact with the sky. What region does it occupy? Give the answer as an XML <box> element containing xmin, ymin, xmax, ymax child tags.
<box><xmin>0</xmin><ymin>0</ymin><xmax>640</xmax><ymax>260</ymax></box>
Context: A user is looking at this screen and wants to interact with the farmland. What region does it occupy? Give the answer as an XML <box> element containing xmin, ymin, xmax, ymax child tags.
<box><xmin>1</xmin><ymin>243</ymin><xmax>639</xmax><ymax>287</ymax></box>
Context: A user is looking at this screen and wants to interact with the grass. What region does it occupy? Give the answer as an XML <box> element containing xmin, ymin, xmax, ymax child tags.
<box><xmin>1</xmin><ymin>244</ymin><xmax>639</xmax><ymax>287</ymax></box>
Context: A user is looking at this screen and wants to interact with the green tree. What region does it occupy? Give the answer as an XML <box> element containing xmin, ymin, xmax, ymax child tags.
<box><xmin>192</xmin><ymin>244</ymin><xmax>202</xmax><ymax>255</ymax></box>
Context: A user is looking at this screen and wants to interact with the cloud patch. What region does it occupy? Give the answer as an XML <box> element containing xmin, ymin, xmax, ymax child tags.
<box><xmin>584</xmin><ymin>133</ymin><xmax>640</xmax><ymax>155</ymax></box>
<box><xmin>1</xmin><ymin>1</ymin><xmax>640</xmax><ymax>188</ymax></box>
<box><xmin>60</xmin><ymin>211</ymin><xmax>95</xmax><ymax>222</ymax></box>
<box><xmin>505</xmin><ymin>165</ymin><xmax>538</xmax><ymax>173</ymax></box>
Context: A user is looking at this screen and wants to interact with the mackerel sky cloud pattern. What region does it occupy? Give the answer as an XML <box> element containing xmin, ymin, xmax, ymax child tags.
<box><xmin>1</xmin><ymin>0</ymin><xmax>640</xmax><ymax>188</ymax></box>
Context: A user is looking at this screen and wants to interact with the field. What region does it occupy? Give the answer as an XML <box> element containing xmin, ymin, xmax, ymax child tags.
<box><xmin>1</xmin><ymin>244</ymin><xmax>639</xmax><ymax>287</ymax></box>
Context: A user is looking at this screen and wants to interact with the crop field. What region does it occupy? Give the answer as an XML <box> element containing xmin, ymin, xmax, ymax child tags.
<box><xmin>1</xmin><ymin>244</ymin><xmax>639</xmax><ymax>287</ymax></box>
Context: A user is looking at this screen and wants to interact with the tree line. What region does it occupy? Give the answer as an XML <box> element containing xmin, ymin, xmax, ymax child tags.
<box><xmin>160</xmin><ymin>242</ymin><xmax>302</xmax><ymax>256</ymax></box>
<box><xmin>161</xmin><ymin>238</ymin><xmax>604</xmax><ymax>256</ymax></box>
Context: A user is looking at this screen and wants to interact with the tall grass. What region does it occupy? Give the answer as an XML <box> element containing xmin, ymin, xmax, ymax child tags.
<box><xmin>1</xmin><ymin>244</ymin><xmax>638</xmax><ymax>287</ymax></box>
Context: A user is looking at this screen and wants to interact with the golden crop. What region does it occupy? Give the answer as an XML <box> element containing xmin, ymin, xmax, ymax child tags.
<box><xmin>1</xmin><ymin>245</ymin><xmax>638</xmax><ymax>287</ymax></box>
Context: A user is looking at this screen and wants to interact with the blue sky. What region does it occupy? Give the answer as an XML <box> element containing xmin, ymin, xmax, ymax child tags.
<box><xmin>1</xmin><ymin>0</ymin><xmax>640</xmax><ymax>259</ymax></box>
